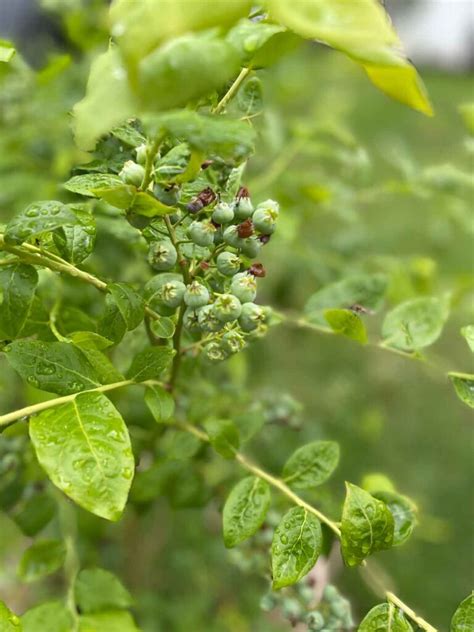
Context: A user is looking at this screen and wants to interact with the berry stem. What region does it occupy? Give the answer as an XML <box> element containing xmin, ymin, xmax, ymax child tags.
<box><xmin>212</xmin><ymin>67</ymin><xmax>252</xmax><ymax>115</ymax></box>
<box><xmin>386</xmin><ymin>592</ymin><xmax>438</xmax><ymax>632</ymax></box>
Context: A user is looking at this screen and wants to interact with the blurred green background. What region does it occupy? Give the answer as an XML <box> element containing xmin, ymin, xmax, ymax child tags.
<box><xmin>0</xmin><ymin>1</ymin><xmax>472</xmax><ymax>630</ymax></box>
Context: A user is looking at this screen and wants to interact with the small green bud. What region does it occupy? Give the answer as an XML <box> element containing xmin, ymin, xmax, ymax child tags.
<box><xmin>135</xmin><ymin>143</ymin><xmax>148</xmax><ymax>165</ymax></box>
<box><xmin>238</xmin><ymin>302</ymin><xmax>264</xmax><ymax>332</ymax></box>
<box><xmin>216</xmin><ymin>252</ymin><xmax>241</xmax><ymax>276</ymax></box>
<box><xmin>213</xmin><ymin>294</ymin><xmax>242</xmax><ymax>322</ymax></box>
<box><xmin>230</xmin><ymin>273</ymin><xmax>257</xmax><ymax>303</ymax></box>
<box><xmin>147</xmin><ymin>240</ymin><xmax>177</xmax><ymax>271</ymax></box>
<box><xmin>204</xmin><ymin>341</ymin><xmax>228</xmax><ymax>362</ymax></box>
<box><xmin>184</xmin><ymin>281</ymin><xmax>210</xmax><ymax>308</ymax></box>
<box><xmin>119</xmin><ymin>160</ymin><xmax>145</xmax><ymax>187</ymax></box>
<box><xmin>187</xmin><ymin>220</ymin><xmax>216</xmax><ymax>247</ymax></box>
<box><xmin>212</xmin><ymin>202</ymin><xmax>235</xmax><ymax>224</ymax></box>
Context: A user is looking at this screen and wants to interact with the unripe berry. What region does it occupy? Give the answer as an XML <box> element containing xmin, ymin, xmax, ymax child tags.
<box><xmin>282</xmin><ymin>597</ymin><xmax>303</xmax><ymax>621</ymax></box>
<box><xmin>223</xmin><ymin>225</ymin><xmax>244</xmax><ymax>249</ymax></box>
<box><xmin>322</xmin><ymin>585</ymin><xmax>339</xmax><ymax>602</ymax></box>
<box><xmin>230</xmin><ymin>273</ymin><xmax>257</xmax><ymax>303</ymax></box>
<box><xmin>259</xmin><ymin>593</ymin><xmax>276</xmax><ymax>612</ymax></box>
<box><xmin>119</xmin><ymin>160</ymin><xmax>145</xmax><ymax>187</ymax></box>
<box><xmin>184</xmin><ymin>281</ymin><xmax>210</xmax><ymax>308</ymax></box>
<box><xmin>221</xmin><ymin>330</ymin><xmax>245</xmax><ymax>354</ymax></box>
<box><xmin>212</xmin><ymin>294</ymin><xmax>242</xmax><ymax>322</ymax></box>
<box><xmin>306</xmin><ymin>611</ymin><xmax>325</xmax><ymax>631</ymax></box>
<box><xmin>197</xmin><ymin>304</ymin><xmax>222</xmax><ymax>332</ymax></box>
<box><xmin>147</xmin><ymin>240</ymin><xmax>177</xmax><ymax>271</ymax></box>
<box><xmin>240</xmin><ymin>236</ymin><xmax>261</xmax><ymax>259</ymax></box>
<box><xmin>153</xmin><ymin>183</ymin><xmax>179</xmax><ymax>207</ymax></box>
<box><xmin>159</xmin><ymin>280</ymin><xmax>186</xmax><ymax>308</ymax></box>
<box><xmin>187</xmin><ymin>220</ymin><xmax>216</xmax><ymax>247</ymax></box>
<box><xmin>135</xmin><ymin>143</ymin><xmax>148</xmax><ymax>165</ymax></box>
<box><xmin>212</xmin><ymin>202</ymin><xmax>234</xmax><ymax>224</ymax></box>
<box><xmin>252</xmin><ymin>200</ymin><xmax>279</xmax><ymax>234</ymax></box>
<box><xmin>204</xmin><ymin>341</ymin><xmax>228</xmax><ymax>362</ymax></box>
<box><xmin>234</xmin><ymin>189</ymin><xmax>254</xmax><ymax>220</ymax></box>
<box><xmin>238</xmin><ymin>302</ymin><xmax>265</xmax><ymax>332</ymax></box>
<box><xmin>216</xmin><ymin>252</ymin><xmax>241</xmax><ymax>276</ymax></box>
<box><xmin>183</xmin><ymin>308</ymin><xmax>201</xmax><ymax>333</ymax></box>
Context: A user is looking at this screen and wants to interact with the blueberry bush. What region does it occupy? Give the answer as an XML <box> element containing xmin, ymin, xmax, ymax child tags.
<box><xmin>0</xmin><ymin>1</ymin><xmax>472</xmax><ymax>631</ymax></box>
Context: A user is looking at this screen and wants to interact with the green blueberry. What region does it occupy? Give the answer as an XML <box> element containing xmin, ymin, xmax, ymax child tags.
<box><xmin>147</xmin><ymin>240</ymin><xmax>178</xmax><ymax>271</ymax></box>
<box><xmin>183</xmin><ymin>308</ymin><xmax>201</xmax><ymax>333</ymax></box>
<box><xmin>204</xmin><ymin>341</ymin><xmax>228</xmax><ymax>362</ymax></box>
<box><xmin>159</xmin><ymin>279</ymin><xmax>186</xmax><ymax>308</ymax></box>
<box><xmin>187</xmin><ymin>220</ymin><xmax>216</xmax><ymax>247</ymax></box>
<box><xmin>184</xmin><ymin>281</ymin><xmax>210</xmax><ymax>308</ymax></box>
<box><xmin>238</xmin><ymin>302</ymin><xmax>265</xmax><ymax>332</ymax></box>
<box><xmin>259</xmin><ymin>593</ymin><xmax>276</xmax><ymax>612</ymax></box>
<box><xmin>213</xmin><ymin>294</ymin><xmax>242</xmax><ymax>322</ymax></box>
<box><xmin>322</xmin><ymin>585</ymin><xmax>339</xmax><ymax>602</ymax></box>
<box><xmin>230</xmin><ymin>273</ymin><xmax>257</xmax><ymax>303</ymax></box>
<box><xmin>213</xmin><ymin>226</ymin><xmax>224</xmax><ymax>245</ymax></box>
<box><xmin>119</xmin><ymin>160</ymin><xmax>145</xmax><ymax>187</ymax></box>
<box><xmin>197</xmin><ymin>304</ymin><xmax>223</xmax><ymax>332</ymax></box>
<box><xmin>329</xmin><ymin>598</ymin><xmax>350</xmax><ymax>618</ymax></box>
<box><xmin>306</xmin><ymin>611</ymin><xmax>325</xmax><ymax>631</ymax></box>
<box><xmin>298</xmin><ymin>583</ymin><xmax>315</xmax><ymax>604</ymax></box>
<box><xmin>252</xmin><ymin>200</ymin><xmax>279</xmax><ymax>234</ymax></box>
<box><xmin>240</xmin><ymin>236</ymin><xmax>261</xmax><ymax>258</ymax></box>
<box><xmin>282</xmin><ymin>597</ymin><xmax>303</xmax><ymax>621</ymax></box>
<box><xmin>212</xmin><ymin>202</ymin><xmax>234</xmax><ymax>224</ymax></box>
<box><xmin>216</xmin><ymin>252</ymin><xmax>241</xmax><ymax>276</ymax></box>
<box><xmin>221</xmin><ymin>330</ymin><xmax>245</xmax><ymax>354</ymax></box>
<box><xmin>223</xmin><ymin>225</ymin><xmax>244</xmax><ymax>249</ymax></box>
<box><xmin>135</xmin><ymin>143</ymin><xmax>148</xmax><ymax>165</ymax></box>
<box><xmin>153</xmin><ymin>183</ymin><xmax>179</xmax><ymax>207</ymax></box>
<box><xmin>234</xmin><ymin>195</ymin><xmax>254</xmax><ymax>220</ymax></box>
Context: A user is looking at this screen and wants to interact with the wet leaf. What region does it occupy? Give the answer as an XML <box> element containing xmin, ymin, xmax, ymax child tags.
<box><xmin>223</xmin><ymin>476</ymin><xmax>270</xmax><ymax>547</ymax></box>
<box><xmin>282</xmin><ymin>440</ymin><xmax>339</xmax><ymax>490</ymax></box>
<box><xmin>18</xmin><ymin>540</ymin><xmax>66</xmax><ymax>583</ymax></box>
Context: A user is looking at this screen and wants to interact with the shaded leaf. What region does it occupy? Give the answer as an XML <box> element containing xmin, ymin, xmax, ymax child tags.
<box><xmin>372</xmin><ymin>490</ymin><xmax>417</xmax><ymax>547</ymax></box>
<box><xmin>324</xmin><ymin>308</ymin><xmax>368</xmax><ymax>344</ymax></box>
<box><xmin>382</xmin><ymin>297</ymin><xmax>449</xmax><ymax>351</ymax></box>
<box><xmin>0</xmin><ymin>263</ymin><xmax>38</xmax><ymax>340</ymax></box>
<box><xmin>75</xmin><ymin>568</ymin><xmax>132</xmax><ymax>614</ymax></box>
<box><xmin>54</xmin><ymin>206</ymin><xmax>96</xmax><ymax>265</ymax></box>
<box><xmin>203</xmin><ymin>418</ymin><xmax>240</xmax><ymax>459</ymax></box>
<box><xmin>223</xmin><ymin>476</ymin><xmax>270</xmax><ymax>547</ymax></box>
<box><xmin>13</xmin><ymin>492</ymin><xmax>56</xmax><ymax>537</ymax></box>
<box><xmin>227</xmin><ymin>19</ymin><xmax>287</xmax><ymax>67</ymax></box>
<box><xmin>126</xmin><ymin>347</ymin><xmax>174</xmax><ymax>382</ymax></box>
<box><xmin>448</xmin><ymin>372</ymin><xmax>474</xmax><ymax>409</ymax></box>
<box><xmin>69</xmin><ymin>332</ymin><xmax>124</xmax><ymax>385</ymax></box>
<box><xmin>341</xmin><ymin>483</ymin><xmax>394</xmax><ymax>566</ymax></box>
<box><xmin>78</xmin><ymin>611</ymin><xmax>140</xmax><ymax>632</ymax></box>
<box><xmin>237</xmin><ymin>77</ymin><xmax>263</xmax><ymax>117</ymax></box>
<box><xmin>21</xmin><ymin>601</ymin><xmax>72</xmax><ymax>632</ymax></box>
<box><xmin>18</xmin><ymin>540</ymin><xmax>66</xmax><ymax>583</ymax></box>
<box><xmin>4</xmin><ymin>340</ymin><xmax>101</xmax><ymax>395</ymax></box>
<box><xmin>150</xmin><ymin>317</ymin><xmax>175</xmax><ymax>339</ymax></box>
<box><xmin>144</xmin><ymin>384</ymin><xmax>175</xmax><ymax>424</ymax></box>
<box><xmin>271</xmin><ymin>506</ymin><xmax>322</xmax><ymax>589</ymax></box>
<box><xmin>29</xmin><ymin>392</ymin><xmax>135</xmax><ymax>521</ymax></box>
<box><xmin>282</xmin><ymin>440</ymin><xmax>339</xmax><ymax>490</ymax></box>
<box><xmin>461</xmin><ymin>326</ymin><xmax>474</xmax><ymax>352</ymax></box>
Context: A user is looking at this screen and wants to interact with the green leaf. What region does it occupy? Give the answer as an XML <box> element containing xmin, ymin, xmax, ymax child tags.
<box><xmin>144</xmin><ymin>384</ymin><xmax>175</xmax><ymax>424</ymax></box>
<box><xmin>0</xmin><ymin>601</ymin><xmax>21</xmax><ymax>631</ymax></box>
<box><xmin>98</xmin><ymin>284</ymin><xmax>145</xmax><ymax>343</ymax></box>
<box><xmin>4</xmin><ymin>340</ymin><xmax>101</xmax><ymax>395</ymax></box>
<box><xmin>459</xmin><ymin>103</ymin><xmax>474</xmax><ymax>135</ymax></box>
<box><xmin>150</xmin><ymin>317</ymin><xmax>175</xmax><ymax>339</ymax></box>
<box><xmin>271</xmin><ymin>506</ymin><xmax>322</xmax><ymax>589</ymax></box>
<box><xmin>21</xmin><ymin>601</ymin><xmax>73</xmax><ymax>632</ymax></box>
<box><xmin>0</xmin><ymin>263</ymin><xmax>38</xmax><ymax>340</ymax></box>
<box><xmin>451</xmin><ymin>592</ymin><xmax>474</xmax><ymax>632</ymax></box>
<box><xmin>4</xmin><ymin>201</ymin><xmax>79</xmax><ymax>245</ymax></box>
<box><xmin>54</xmin><ymin>206</ymin><xmax>96</xmax><ymax>265</ymax></box>
<box><xmin>340</xmin><ymin>483</ymin><xmax>394</xmax><ymax>566</ymax></box>
<box><xmin>448</xmin><ymin>372</ymin><xmax>474</xmax><ymax>409</ymax></box>
<box><xmin>203</xmin><ymin>418</ymin><xmax>240</xmax><ymax>459</ymax></box>
<box><xmin>461</xmin><ymin>326</ymin><xmax>474</xmax><ymax>353</ymax></box>
<box><xmin>232</xmin><ymin>408</ymin><xmax>265</xmax><ymax>443</ymax></box>
<box><xmin>162</xmin><ymin>430</ymin><xmax>201</xmax><ymax>460</ymax></box>
<box><xmin>129</xmin><ymin>192</ymin><xmax>175</xmax><ymax>217</ymax></box>
<box><xmin>29</xmin><ymin>392</ymin><xmax>135</xmax><ymax>521</ymax></box>
<box><xmin>75</xmin><ymin>568</ymin><xmax>132</xmax><ymax>614</ymax></box>
<box><xmin>18</xmin><ymin>540</ymin><xmax>66</xmax><ymax>583</ymax></box>
<box><xmin>382</xmin><ymin>297</ymin><xmax>449</xmax><ymax>351</ymax></box>
<box><xmin>126</xmin><ymin>347</ymin><xmax>174</xmax><ymax>382</ymax></box>
<box><xmin>372</xmin><ymin>491</ymin><xmax>417</xmax><ymax>547</ymax></box>
<box><xmin>0</xmin><ymin>40</ymin><xmax>15</xmax><ymax>63</ymax></box>
<box><xmin>78</xmin><ymin>611</ymin><xmax>140</xmax><ymax>632</ymax></box>
<box><xmin>110</xmin><ymin>0</ymin><xmax>251</xmax><ymax>65</ymax></box>
<box><xmin>137</xmin><ymin>35</ymin><xmax>239</xmax><ymax>112</ymax></box>
<box><xmin>267</xmin><ymin>0</ymin><xmax>432</xmax><ymax>115</ymax></box>
<box><xmin>73</xmin><ymin>47</ymin><xmax>137</xmax><ymax>150</ymax></box>
<box><xmin>324</xmin><ymin>308</ymin><xmax>368</xmax><ymax>344</ymax></box>
<box><xmin>13</xmin><ymin>492</ymin><xmax>56</xmax><ymax>537</ymax></box>
<box><xmin>223</xmin><ymin>476</ymin><xmax>271</xmax><ymax>548</ymax></box>
<box><xmin>282</xmin><ymin>440</ymin><xmax>339</xmax><ymax>490</ymax></box>
<box><xmin>93</xmin><ymin>184</ymin><xmax>137</xmax><ymax>210</ymax></box>
<box><xmin>69</xmin><ymin>332</ymin><xmax>124</xmax><ymax>385</ymax></box>
<box><xmin>304</xmin><ymin>273</ymin><xmax>387</xmax><ymax>326</ymax></box>
<box><xmin>63</xmin><ymin>174</ymin><xmax>124</xmax><ymax>197</ymax></box>
<box><xmin>227</xmin><ymin>20</ymin><xmax>288</xmax><ymax>67</ymax></box>
<box><xmin>237</xmin><ymin>77</ymin><xmax>263</xmax><ymax>117</ymax></box>
<box><xmin>359</xmin><ymin>603</ymin><xmax>413</xmax><ymax>631</ymax></box>
<box><xmin>144</xmin><ymin>111</ymin><xmax>256</xmax><ymax>162</ymax></box>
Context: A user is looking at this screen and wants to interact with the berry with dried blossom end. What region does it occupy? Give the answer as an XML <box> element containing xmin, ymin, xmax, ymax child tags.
<box><xmin>249</xmin><ymin>262</ymin><xmax>266</xmax><ymax>277</ymax></box>
<box><xmin>216</xmin><ymin>252</ymin><xmax>241</xmax><ymax>276</ymax></box>
<box><xmin>204</xmin><ymin>341</ymin><xmax>228</xmax><ymax>362</ymax></box>
<box><xmin>213</xmin><ymin>294</ymin><xmax>242</xmax><ymax>322</ymax></box>
<box><xmin>252</xmin><ymin>200</ymin><xmax>279</xmax><ymax>235</ymax></box>
<box><xmin>238</xmin><ymin>302</ymin><xmax>265</xmax><ymax>331</ymax></box>
<box><xmin>234</xmin><ymin>186</ymin><xmax>254</xmax><ymax>220</ymax></box>
<box><xmin>223</xmin><ymin>225</ymin><xmax>244</xmax><ymax>249</ymax></box>
<box><xmin>221</xmin><ymin>330</ymin><xmax>246</xmax><ymax>354</ymax></box>
<box><xmin>197</xmin><ymin>304</ymin><xmax>223</xmax><ymax>332</ymax></box>
<box><xmin>231</xmin><ymin>273</ymin><xmax>257</xmax><ymax>303</ymax></box>
<box><xmin>187</xmin><ymin>220</ymin><xmax>216</xmax><ymax>247</ymax></box>
<box><xmin>184</xmin><ymin>281</ymin><xmax>210</xmax><ymax>308</ymax></box>
<box><xmin>147</xmin><ymin>240</ymin><xmax>177</xmax><ymax>271</ymax></box>
<box><xmin>212</xmin><ymin>202</ymin><xmax>234</xmax><ymax>224</ymax></box>
<box><xmin>237</xmin><ymin>219</ymin><xmax>254</xmax><ymax>238</ymax></box>
<box><xmin>182</xmin><ymin>308</ymin><xmax>201</xmax><ymax>333</ymax></box>
<box><xmin>241</xmin><ymin>236</ymin><xmax>261</xmax><ymax>259</ymax></box>
<box><xmin>159</xmin><ymin>280</ymin><xmax>186</xmax><ymax>308</ymax></box>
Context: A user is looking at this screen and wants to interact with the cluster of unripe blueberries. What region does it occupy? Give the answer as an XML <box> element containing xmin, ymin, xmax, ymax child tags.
<box><xmin>119</xmin><ymin>154</ymin><xmax>280</xmax><ymax>361</ymax></box>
